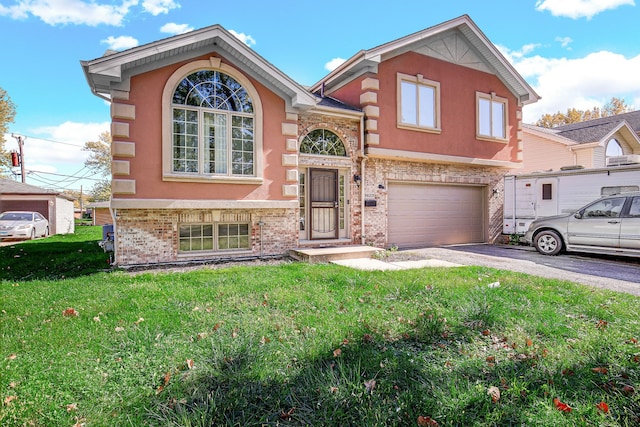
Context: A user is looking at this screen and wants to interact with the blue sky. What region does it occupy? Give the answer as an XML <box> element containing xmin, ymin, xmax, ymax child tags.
<box><xmin>1</xmin><ymin>0</ymin><xmax>639</xmax><ymax>193</ymax></box>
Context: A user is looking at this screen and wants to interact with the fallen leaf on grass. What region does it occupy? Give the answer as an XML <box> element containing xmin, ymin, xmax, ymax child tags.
<box><xmin>622</xmin><ymin>385</ymin><xmax>635</xmax><ymax>395</ymax></box>
<box><xmin>596</xmin><ymin>320</ymin><xmax>608</xmax><ymax>330</ymax></box>
<box><xmin>4</xmin><ymin>395</ymin><xmax>17</xmax><ymax>405</ymax></box>
<box><xmin>417</xmin><ymin>416</ymin><xmax>439</xmax><ymax>426</ymax></box>
<box><xmin>8</xmin><ymin>353</ymin><xmax>17</xmax><ymax>360</ymax></box>
<box><xmin>63</xmin><ymin>308</ymin><xmax>79</xmax><ymax>317</ymax></box>
<box><xmin>186</xmin><ymin>359</ymin><xmax>194</xmax><ymax>370</ymax></box>
<box><xmin>114</xmin><ymin>327</ymin><xmax>125</xmax><ymax>332</ymax></box>
<box><xmin>364</xmin><ymin>379</ymin><xmax>376</xmax><ymax>394</ymax></box>
<box><xmin>333</xmin><ymin>348</ymin><xmax>342</xmax><ymax>357</ymax></box>
<box><xmin>596</xmin><ymin>401</ymin><xmax>609</xmax><ymax>413</ymax></box>
<box><xmin>134</xmin><ymin>317</ymin><xmax>144</xmax><ymax>325</ymax></box>
<box><xmin>66</xmin><ymin>403</ymin><xmax>78</xmax><ymax>412</ymax></box>
<box><xmin>329</xmin><ymin>386</ymin><xmax>338</xmax><ymax>393</ymax></box>
<box><xmin>279</xmin><ymin>407</ymin><xmax>295</xmax><ymax>420</ymax></box>
<box><xmin>592</xmin><ymin>366</ymin><xmax>608</xmax><ymax>375</ymax></box>
<box><xmin>553</xmin><ymin>398</ymin><xmax>572</xmax><ymax>412</ymax></box>
<box><xmin>487</xmin><ymin>386</ymin><xmax>501</xmax><ymax>403</ymax></box>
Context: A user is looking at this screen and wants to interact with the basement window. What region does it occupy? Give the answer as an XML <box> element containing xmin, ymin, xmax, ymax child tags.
<box><xmin>179</xmin><ymin>223</ymin><xmax>250</xmax><ymax>252</ymax></box>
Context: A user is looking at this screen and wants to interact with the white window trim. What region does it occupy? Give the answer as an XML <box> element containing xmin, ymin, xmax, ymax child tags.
<box><xmin>178</xmin><ymin>222</ymin><xmax>252</xmax><ymax>254</ymax></box>
<box><xmin>162</xmin><ymin>58</ymin><xmax>264</xmax><ymax>184</ymax></box>
<box><xmin>396</xmin><ymin>73</ymin><xmax>441</xmax><ymax>134</ymax></box>
<box><xmin>476</xmin><ymin>91</ymin><xmax>509</xmax><ymax>143</ymax></box>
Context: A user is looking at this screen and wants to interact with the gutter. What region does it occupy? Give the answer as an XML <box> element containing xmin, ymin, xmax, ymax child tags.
<box><xmin>359</xmin><ymin>115</ymin><xmax>368</xmax><ymax>245</ymax></box>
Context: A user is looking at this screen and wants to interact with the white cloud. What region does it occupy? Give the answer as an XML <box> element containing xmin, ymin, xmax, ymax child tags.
<box><xmin>101</xmin><ymin>35</ymin><xmax>139</xmax><ymax>50</ymax></box>
<box><xmin>0</xmin><ymin>0</ymin><xmax>139</xmax><ymax>26</ymax></box>
<box><xmin>502</xmin><ymin>46</ymin><xmax>640</xmax><ymax>122</ymax></box>
<box><xmin>325</xmin><ymin>57</ymin><xmax>346</xmax><ymax>72</ymax></box>
<box><xmin>555</xmin><ymin>36</ymin><xmax>573</xmax><ymax>49</ymax></box>
<box><xmin>141</xmin><ymin>0</ymin><xmax>179</xmax><ymax>15</ymax></box>
<box><xmin>229</xmin><ymin>30</ymin><xmax>256</xmax><ymax>47</ymax></box>
<box><xmin>160</xmin><ymin>22</ymin><xmax>193</xmax><ymax>35</ymax></box>
<box><xmin>24</xmin><ymin>121</ymin><xmax>110</xmax><ymax>166</ymax></box>
<box><xmin>535</xmin><ymin>0</ymin><xmax>635</xmax><ymax>19</ymax></box>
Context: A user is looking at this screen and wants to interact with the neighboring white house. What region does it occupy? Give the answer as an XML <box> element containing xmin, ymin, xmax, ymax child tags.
<box><xmin>0</xmin><ymin>178</ymin><xmax>75</xmax><ymax>235</ymax></box>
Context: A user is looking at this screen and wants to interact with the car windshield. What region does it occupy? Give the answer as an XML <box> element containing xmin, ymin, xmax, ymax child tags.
<box><xmin>0</xmin><ymin>212</ymin><xmax>33</xmax><ymax>221</ymax></box>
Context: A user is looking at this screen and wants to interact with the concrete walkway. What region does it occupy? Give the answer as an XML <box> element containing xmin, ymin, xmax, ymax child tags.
<box><xmin>330</xmin><ymin>246</ymin><xmax>640</xmax><ymax>296</ymax></box>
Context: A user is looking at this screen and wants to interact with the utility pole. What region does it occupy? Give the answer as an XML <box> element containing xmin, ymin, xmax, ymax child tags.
<box><xmin>11</xmin><ymin>133</ymin><xmax>26</xmax><ymax>183</ymax></box>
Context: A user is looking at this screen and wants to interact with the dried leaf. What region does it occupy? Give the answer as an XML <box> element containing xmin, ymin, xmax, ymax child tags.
<box><xmin>134</xmin><ymin>317</ymin><xmax>144</xmax><ymax>325</ymax></box>
<box><xmin>279</xmin><ymin>407</ymin><xmax>295</xmax><ymax>420</ymax></box>
<box><xmin>526</xmin><ymin>338</ymin><xmax>533</xmax><ymax>347</ymax></box>
<box><xmin>596</xmin><ymin>401</ymin><xmax>609</xmax><ymax>413</ymax></box>
<box><xmin>186</xmin><ymin>359</ymin><xmax>194</xmax><ymax>370</ymax></box>
<box><xmin>592</xmin><ymin>366</ymin><xmax>608</xmax><ymax>375</ymax></box>
<box><xmin>553</xmin><ymin>398</ymin><xmax>572</xmax><ymax>412</ymax></box>
<box><xmin>4</xmin><ymin>395</ymin><xmax>17</xmax><ymax>405</ymax></box>
<box><xmin>364</xmin><ymin>379</ymin><xmax>376</xmax><ymax>394</ymax></box>
<box><xmin>487</xmin><ymin>386</ymin><xmax>501</xmax><ymax>403</ymax></box>
<box><xmin>114</xmin><ymin>326</ymin><xmax>125</xmax><ymax>332</ymax></box>
<box><xmin>333</xmin><ymin>348</ymin><xmax>342</xmax><ymax>358</ymax></box>
<box><xmin>329</xmin><ymin>386</ymin><xmax>338</xmax><ymax>393</ymax></box>
<box><xmin>66</xmin><ymin>403</ymin><xmax>78</xmax><ymax>412</ymax></box>
<box><xmin>622</xmin><ymin>385</ymin><xmax>635</xmax><ymax>395</ymax></box>
<box><xmin>8</xmin><ymin>353</ymin><xmax>17</xmax><ymax>360</ymax></box>
<box><xmin>596</xmin><ymin>320</ymin><xmax>608</xmax><ymax>330</ymax></box>
<box><xmin>93</xmin><ymin>316</ymin><xmax>100</xmax><ymax>322</ymax></box>
<box><xmin>63</xmin><ymin>308</ymin><xmax>79</xmax><ymax>317</ymax></box>
<box><xmin>260</xmin><ymin>336</ymin><xmax>271</xmax><ymax>344</ymax></box>
<box><xmin>417</xmin><ymin>416</ymin><xmax>439</xmax><ymax>426</ymax></box>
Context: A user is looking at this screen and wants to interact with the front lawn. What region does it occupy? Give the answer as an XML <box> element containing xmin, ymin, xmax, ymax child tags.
<box><xmin>1</xmin><ymin>231</ymin><xmax>638</xmax><ymax>426</ymax></box>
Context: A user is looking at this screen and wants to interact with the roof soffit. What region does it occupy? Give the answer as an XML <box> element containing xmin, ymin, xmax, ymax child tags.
<box><xmin>82</xmin><ymin>25</ymin><xmax>316</xmax><ymax>110</ymax></box>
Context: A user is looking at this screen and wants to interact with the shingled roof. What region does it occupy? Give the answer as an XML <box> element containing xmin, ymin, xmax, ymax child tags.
<box><xmin>552</xmin><ymin>110</ymin><xmax>640</xmax><ymax>144</ymax></box>
<box><xmin>0</xmin><ymin>178</ymin><xmax>75</xmax><ymax>201</ymax></box>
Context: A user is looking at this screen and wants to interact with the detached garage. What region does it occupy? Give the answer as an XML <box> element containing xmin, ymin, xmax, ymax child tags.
<box><xmin>0</xmin><ymin>178</ymin><xmax>75</xmax><ymax>235</ymax></box>
<box><xmin>387</xmin><ymin>182</ymin><xmax>485</xmax><ymax>248</ymax></box>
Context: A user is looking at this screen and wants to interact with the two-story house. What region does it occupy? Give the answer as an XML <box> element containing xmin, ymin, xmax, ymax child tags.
<box><xmin>82</xmin><ymin>15</ymin><xmax>539</xmax><ymax>266</ymax></box>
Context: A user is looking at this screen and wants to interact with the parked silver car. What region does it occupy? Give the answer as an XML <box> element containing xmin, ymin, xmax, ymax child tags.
<box><xmin>0</xmin><ymin>211</ymin><xmax>49</xmax><ymax>241</ymax></box>
<box><xmin>523</xmin><ymin>192</ymin><xmax>640</xmax><ymax>257</ymax></box>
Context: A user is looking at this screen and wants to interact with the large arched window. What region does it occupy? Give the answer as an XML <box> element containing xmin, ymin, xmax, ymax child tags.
<box><xmin>172</xmin><ymin>70</ymin><xmax>255</xmax><ymax>176</ymax></box>
<box><xmin>300</xmin><ymin>129</ymin><xmax>347</xmax><ymax>156</ymax></box>
<box><xmin>606</xmin><ymin>138</ymin><xmax>623</xmax><ymax>157</ymax></box>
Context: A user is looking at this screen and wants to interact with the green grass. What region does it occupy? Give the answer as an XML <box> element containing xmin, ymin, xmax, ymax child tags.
<box><xmin>1</xmin><ymin>231</ymin><xmax>639</xmax><ymax>426</ymax></box>
<box><xmin>0</xmin><ymin>226</ymin><xmax>111</xmax><ymax>280</ymax></box>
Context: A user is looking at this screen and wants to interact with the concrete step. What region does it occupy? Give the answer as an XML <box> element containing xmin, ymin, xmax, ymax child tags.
<box><xmin>290</xmin><ymin>245</ymin><xmax>384</xmax><ymax>263</ymax></box>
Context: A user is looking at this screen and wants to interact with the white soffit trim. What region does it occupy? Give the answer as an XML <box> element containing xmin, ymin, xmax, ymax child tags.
<box><xmin>110</xmin><ymin>199</ymin><xmax>299</xmax><ymax>209</ymax></box>
<box><xmin>366</xmin><ymin>147</ymin><xmax>523</xmax><ymax>169</ymax></box>
<box><xmin>81</xmin><ymin>25</ymin><xmax>316</xmax><ymax>109</ymax></box>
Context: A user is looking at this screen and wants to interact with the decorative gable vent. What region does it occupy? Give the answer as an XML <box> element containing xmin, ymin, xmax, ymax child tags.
<box><xmin>606</xmin><ymin>154</ymin><xmax>640</xmax><ymax>166</ymax></box>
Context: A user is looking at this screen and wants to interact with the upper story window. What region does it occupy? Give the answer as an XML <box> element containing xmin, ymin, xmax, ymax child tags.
<box><xmin>162</xmin><ymin>59</ymin><xmax>263</xmax><ymax>184</ymax></box>
<box><xmin>606</xmin><ymin>138</ymin><xmax>624</xmax><ymax>157</ymax></box>
<box><xmin>397</xmin><ymin>73</ymin><xmax>441</xmax><ymax>132</ymax></box>
<box><xmin>300</xmin><ymin>129</ymin><xmax>347</xmax><ymax>156</ymax></box>
<box><xmin>172</xmin><ymin>70</ymin><xmax>254</xmax><ymax>176</ymax></box>
<box><xmin>476</xmin><ymin>91</ymin><xmax>508</xmax><ymax>141</ymax></box>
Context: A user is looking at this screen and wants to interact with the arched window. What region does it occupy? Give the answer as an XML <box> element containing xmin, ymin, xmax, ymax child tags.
<box><xmin>606</xmin><ymin>138</ymin><xmax>623</xmax><ymax>157</ymax></box>
<box><xmin>300</xmin><ymin>129</ymin><xmax>347</xmax><ymax>156</ymax></box>
<box><xmin>172</xmin><ymin>70</ymin><xmax>255</xmax><ymax>176</ymax></box>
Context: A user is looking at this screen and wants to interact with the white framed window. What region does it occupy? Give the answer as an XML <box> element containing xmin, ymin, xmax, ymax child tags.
<box><xmin>172</xmin><ymin>70</ymin><xmax>254</xmax><ymax>176</ymax></box>
<box><xmin>397</xmin><ymin>73</ymin><xmax>441</xmax><ymax>132</ymax></box>
<box><xmin>179</xmin><ymin>223</ymin><xmax>250</xmax><ymax>252</ymax></box>
<box><xmin>606</xmin><ymin>138</ymin><xmax>624</xmax><ymax>157</ymax></box>
<box><xmin>162</xmin><ymin>59</ymin><xmax>263</xmax><ymax>184</ymax></box>
<box><xmin>476</xmin><ymin>91</ymin><xmax>508</xmax><ymax>141</ymax></box>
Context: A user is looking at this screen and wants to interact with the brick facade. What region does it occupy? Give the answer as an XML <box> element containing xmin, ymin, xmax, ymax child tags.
<box><xmin>114</xmin><ymin>207</ymin><xmax>298</xmax><ymax>265</ymax></box>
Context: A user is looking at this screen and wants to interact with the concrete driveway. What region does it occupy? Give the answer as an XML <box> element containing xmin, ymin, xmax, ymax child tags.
<box><xmin>397</xmin><ymin>244</ymin><xmax>640</xmax><ymax>296</ymax></box>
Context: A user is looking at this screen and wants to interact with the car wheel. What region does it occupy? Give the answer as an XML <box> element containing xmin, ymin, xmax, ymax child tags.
<box><xmin>42</xmin><ymin>227</ymin><xmax>49</xmax><ymax>238</ymax></box>
<box><xmin>30</xmin><ymin>228</ymin><xmax>36</xmax><ymax>240</ymax></box>
<box><xmin>534</xmin><ymin>230</ymin><xmax>563</xmax><ymax>255</ymax></box>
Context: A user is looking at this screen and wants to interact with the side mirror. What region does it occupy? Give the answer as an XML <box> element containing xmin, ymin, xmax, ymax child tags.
<box><xmin>574</xmin><ymin>211</ymin><xmax>583</xmax><ymax>219</ymax></box>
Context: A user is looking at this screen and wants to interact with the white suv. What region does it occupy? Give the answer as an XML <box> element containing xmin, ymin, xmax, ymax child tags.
<box><xmin>523</xmin><ymin>192</ymin><xmax>640</xmax><ymax>257</ymax></box>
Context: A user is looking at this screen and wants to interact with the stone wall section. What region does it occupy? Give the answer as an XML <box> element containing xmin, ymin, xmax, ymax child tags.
<box><xmin>114</xmin><ymin>207</ymin><xmax>298</xmax><ymax>266</ymax></box>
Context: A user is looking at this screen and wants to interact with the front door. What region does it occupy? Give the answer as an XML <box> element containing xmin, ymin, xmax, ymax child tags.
<box><xmin>310</xmin><ymin>168</ymin><xmax>339</xmax><ymax>239</ymax></box>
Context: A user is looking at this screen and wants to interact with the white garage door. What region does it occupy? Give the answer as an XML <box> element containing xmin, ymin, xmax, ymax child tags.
<box><xmin>388</xmin><ymin>183</ymin><xmax>485</xmax><ymax>248</ymax></box>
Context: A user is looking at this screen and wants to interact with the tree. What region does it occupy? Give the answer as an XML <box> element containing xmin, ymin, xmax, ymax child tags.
<box><xmin>534</xmin><ymin>97</ymin><xmax>632</xmax><ymax>128</ymax></box>
<box><xmin>83</xmin><ymin>131</ymin><xmax>112</xmax><ymax>201</ymax></box>
<box><xmin>0</xmin><ymin>87</ymin><xmax>17</xmax><ymax>174</ymax></box>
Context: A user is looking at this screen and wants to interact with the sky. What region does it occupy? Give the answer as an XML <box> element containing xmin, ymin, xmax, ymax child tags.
<box><xmin>1</xmin><ymin>0</ymin><xmax>640</xmax><ymax>194</ymax></box>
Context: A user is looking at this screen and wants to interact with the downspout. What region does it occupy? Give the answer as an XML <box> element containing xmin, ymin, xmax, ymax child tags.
<box><xmin>359</xmin><ymin>115</ymin><xmax>367</xmax><ymax>246</ymax></box>
<box><xmin>108</xmin><ymin>200</ymin><xmax>117</xmax><ymax>266</ymax></box>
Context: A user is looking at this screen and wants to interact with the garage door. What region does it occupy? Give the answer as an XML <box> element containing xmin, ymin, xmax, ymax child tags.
<box><xmin>388</xmin><ymin>183</ymin><xmax>484</xmax><ymax>248</ymax></box>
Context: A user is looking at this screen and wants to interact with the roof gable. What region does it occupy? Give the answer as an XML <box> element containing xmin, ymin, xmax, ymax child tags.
<box><xmin>81</xmin><ymin>25</ymin><xmax>316</xmax><ymax>111</ymax></box>
<box><xmin>311</xmin><ymin>15</ymin><xmax>539</xmax><ymax>106</ymax></box>
<box><xmin>553</xmin><ymin>111</ymin><xmax>640</xmax><ymax>148</ymax></box>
